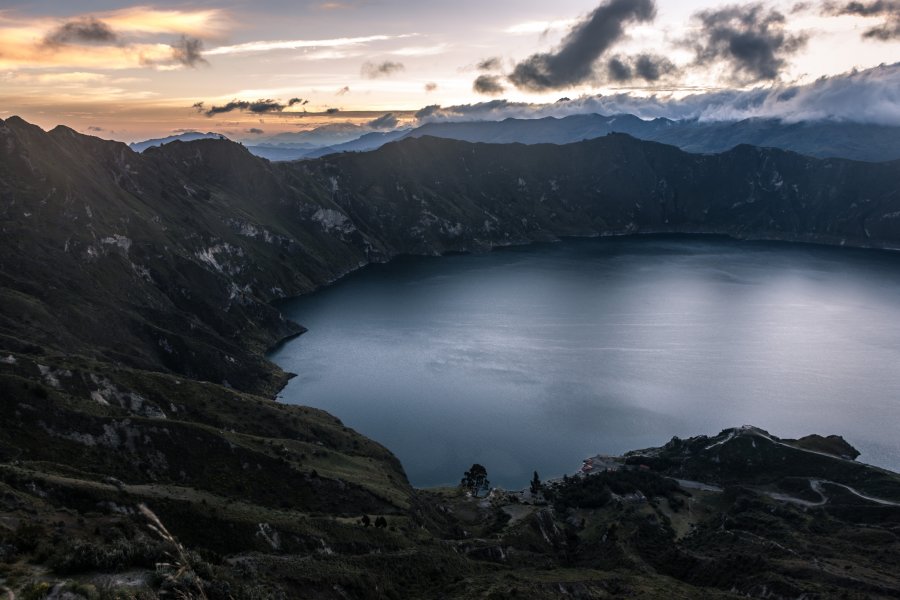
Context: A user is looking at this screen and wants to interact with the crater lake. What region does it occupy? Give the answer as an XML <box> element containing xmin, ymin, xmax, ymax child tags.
<box><xmin>271</xmin><ymin>236</ymin><xmax>900</xmax><ymax>488</ymax></box>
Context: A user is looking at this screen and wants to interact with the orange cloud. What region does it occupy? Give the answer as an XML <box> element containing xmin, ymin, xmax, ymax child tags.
<box><xmin>101</xmin><ymin>7</ymin><xmax>229</xmax><ymax>38</ymax></box>
<box><xmin>0</xmin><ymin>7</ymin><xmax>228</xmax><ymax>71</ymax></box>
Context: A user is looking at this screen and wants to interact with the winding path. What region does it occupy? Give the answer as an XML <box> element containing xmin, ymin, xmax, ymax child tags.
<box><xmin>762</xmin><ymin>479</ymin><xmax>900</xmax><ymax>508</ymax></box>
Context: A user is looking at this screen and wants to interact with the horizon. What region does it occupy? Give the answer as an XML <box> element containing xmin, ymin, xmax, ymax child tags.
<box><xmin>1</xmin><ymin>0</ymin><xmax>898</xmax><ymax>142</ymax></box>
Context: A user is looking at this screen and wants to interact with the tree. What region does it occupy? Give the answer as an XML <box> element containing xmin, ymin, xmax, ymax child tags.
<box><xmin>360</xmin><ymin>514</ymin><xmax>371</xmax><ymax>527</ymax></box>
<box><xmin>530</xmin><ymin>471</ymin><xmax>542</xmax><ymax>495</ymax></box>
<box><xmin>374</xmin><ymin>516</ymin><xmax>387</xmax><ymax>529</ymax></box>
<box><xmin>461</xmin><ymin>463</ymin><xmax>490</xmax><ymax>496</ymax></box>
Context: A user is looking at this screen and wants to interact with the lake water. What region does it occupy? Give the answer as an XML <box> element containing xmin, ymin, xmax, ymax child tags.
<box><xmin>271</xmin><ymin>236</ymin><xmax>900</xmax><ymax>488</ymax></box>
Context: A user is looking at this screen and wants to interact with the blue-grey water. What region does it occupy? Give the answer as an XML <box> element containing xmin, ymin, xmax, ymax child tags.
<box><xmin>271</xmin><ymin>236</ymin><xmax>900</xmax><ymax>488</ymax></box>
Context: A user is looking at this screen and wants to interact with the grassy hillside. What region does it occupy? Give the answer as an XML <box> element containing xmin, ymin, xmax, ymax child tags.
<box><xmin>2</xmin><ymin>117</ymin><xmax>900</xmax><ymax>598</ymax></box>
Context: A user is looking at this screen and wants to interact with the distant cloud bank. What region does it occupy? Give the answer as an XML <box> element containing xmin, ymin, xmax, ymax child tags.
<box><xmin>426</xmin><ymin>63</ymin><xmax>900</xmax><ymax>126</ymax></box>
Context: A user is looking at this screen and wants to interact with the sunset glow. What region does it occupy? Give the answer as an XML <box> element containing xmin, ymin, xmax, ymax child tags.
<box><xmin>1</xmin><ymin>0</ymin><xmax>898</xmax><ymax>141</ymax></box>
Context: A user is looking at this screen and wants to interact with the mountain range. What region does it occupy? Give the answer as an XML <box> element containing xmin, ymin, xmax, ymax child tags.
<box><xmin>128</xmin><ymin>131</ymin><xmax>226</xmax><ymax>153</ymax></box>
<box><xmin>130</xmin><ymin>114</ymin><xmax>900</xmax><ymax>164</ymax></box>
<box><xmin>3</xmin><ymin>115</ymin><xmax>900</xmax><ymax>598</ymax></box>
<box><xmin>401</xmin><ymin>114</ymin><xmax>900</xmax><ymax>162</ymax></box>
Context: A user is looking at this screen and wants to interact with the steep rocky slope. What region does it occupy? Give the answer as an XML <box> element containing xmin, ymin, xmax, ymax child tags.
<box><xmin>2</xmin><ymin>116</ymin><xmax>900</xmax><ymax>598</ymax></box>
<box><xmin>3</xmin><ymin>116</ymin><xmax>899</xmax><ymax>394</ymax></box>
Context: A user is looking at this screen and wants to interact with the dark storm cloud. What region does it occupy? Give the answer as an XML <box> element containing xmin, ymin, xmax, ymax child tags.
<box><xmin>194</xmin><ymin>99</ymin><xmax>287</xmax><ymax>117</ymax></box>
<box><xmin>246</xmin><ymin>128</ymin><xmax>264</xmax><ymax>134</ymax></box>
<box><xmin>606</xmin><ymin>54</ymin><xmax>677</xmax><ymax>82</ymax></box>
<box><xmin>634</xmin><ymin>54</ymin><xmax>677</xmax><ymax>81</ymax></box>
<box><xmin>823</xmin><ymin>0</ymin><xmax>900</xmax><ymax>40</ymax></box>
<box><xmin>607</xmin><ymin>57</ymin><xmax>633</xmax><ymax>81</ymax></box>
<box><xmin>368</xmin><ymin>113</ymin><xmax>399</xmax><ymax>129</ymax></box>
<box><xmin>424</xmin><ymin>82</ymin><xmax>438</xmax><ymax>92</ymax></box>
<box><xmin>476</xmin><ymin>57</ymin><xmax>503</xmax><ymax>71</ymax></box>
<box><xmin>473</xmin><ymin>74</ymin><xmax>506</xmax><ymax>95</ymax></box>
<box><xmin>360</xmin><ymin>60</ymin><xmax>405</xmax><ymax>78</ymax></box>
<box><xmin>43</xmin><ymin>17</ymin><xmax>117</xmax><ymax>46</ymax></box>
<box><xmin>171</xmin><ymin>36</ymin><xmax>207</xmax><ymax>67</ymax></box>
<box><xmin>508</xmin><ymin>0</ymin><xmax>657</xmax><ymax>91</ymax></box>
<box><xmin>687</xmin><ymin>3</ymin><xmax>808</xmax><ymax>83</ymax></box>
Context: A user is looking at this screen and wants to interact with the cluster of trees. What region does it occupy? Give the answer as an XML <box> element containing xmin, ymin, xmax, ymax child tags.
<box><xmin>551</xmin><ymin>469</ymin><xmax>686</xmax><ymax>511</ymax></box>
<box><xmin>359</xmin><ymin>515</ymin><xmax>388</xmax><ymax>528</ymax></box>
<box><xmin>461</xmin><ymin>464</ymin><xmax>490</xmax><ymax>496</ymax></box>
<box><xmin>460</xmin><ymin>465</ymin><xmax>545</xmax><ymax>498</ymax></box>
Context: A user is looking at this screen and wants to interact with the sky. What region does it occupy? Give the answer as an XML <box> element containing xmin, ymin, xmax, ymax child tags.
<box><xmin>0</xmin><ymin>0</ymin><xmax>898</xmax><ymax>141</ymax></box>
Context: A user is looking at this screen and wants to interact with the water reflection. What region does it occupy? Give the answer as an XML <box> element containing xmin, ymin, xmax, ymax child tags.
<box><xmin>271</xmin><ymin>236</ymin><xmax>900</xmax><ymax>488</ymax></box>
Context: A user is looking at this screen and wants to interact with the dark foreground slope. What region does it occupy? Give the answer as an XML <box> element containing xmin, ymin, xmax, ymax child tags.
<box><xmin>2</xmin><ymin>116</ymin><xmax>900</xmax><ymax>598</ymax></box>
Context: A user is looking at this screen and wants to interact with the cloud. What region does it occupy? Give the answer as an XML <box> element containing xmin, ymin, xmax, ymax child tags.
<box><xmin>607</xmin><ymin>57</ymin><xmax>632</xmax><ymax>81</ymax></box>
<box><xmin>477</xmin><ymin>57</ymin><xmax>503</xmax><ymax>71</ymax></box>
<box><xmin>360</xmin><ymin>60</ymin><xmax>406</xmax><ymax>78</ymax></box>
<box><xmin>326</xmin><ymin>108</ymin><xmax>341</xmax><ymax>114</ymax></box>
<box><xmin>194</xmin><ymin>99</ymin><xmax>287</xmax><ymax>116</ymax></box>
<box><xmin>0</xmin><ymin>8</ymin><xmax>226</xmax><ymax>71</ymax></box>
<box><xmin>43</xmin><ymin>18</ymin><xmax>118</xmax><ymax>46</ymax></box>
<box><xmin>509</xmin><ymin>0</ymin><xmax>657</xmax><ymax>92</ymax></box>
<box><xmin>606</xmin><ymin>53</ymin><xmax>678</xmax><ymax>82</ymax></box>
<box><xmin>503</xmin><ymin>19</ymin><xmax>578</xmax><ymax>35</ymax></box>
<box><xmin>171</xmin><ymin>36</ymin><xmax>207</xmax><ymax>67</ymax></box>
<box><xmin>288</xmin><ymin>97</ymin><xmax>309</xmax><ymax>106</ymax></box>
<box><xmin>473</xmin><ymin>74</ymin><xmax>506</xmax><ymax>95</ymax></box>
<box><xmin>424</xmin><ymin>82</ymin><xmax>438</xmax><ymax>92</ymax></box>
<box><xmin>687</xmin><ymin>3</ymin><xmax>808</xmax><ymax>83</ymax></box>
<box><xmin>87</xmin><ymin>126</ymin><xmax>105</xmax><ymax>132</ymax></box>
<box><xmin>368</xmin><ymin>113</ymin><xmax>400</xmax><ymax>129</ymax></box>
<box><xmin>390</xmin><ymin>44</ymin><xmax>448</xmax><ymax>57</ymax></box>
<box><xmin>823</xmin><ymin>0</ymin><xmax>900</xmax><ymax>40</ymax></box>
<box><xmin>246</xmin><ymin>127</ymin><xmax>264</xmax><ymax>134</ymax></box>
<box><xmin>206</xmin><ymin>34</ymin><xmax>413</xmax><ymax>56</ymax></box>
<box><xmin>414</xmin><ymin>63</ymin><xmax>900</xmax><ymax>126</ymax></box>
<box><xmin>101</xmin><ymin>7</ymin><xmax>228</xmax><ymax>37</ymax></box>
<box><xmin>336</xmin><ymin>86</ymin><xmax>351</xmax><ymax>95</ymax></box>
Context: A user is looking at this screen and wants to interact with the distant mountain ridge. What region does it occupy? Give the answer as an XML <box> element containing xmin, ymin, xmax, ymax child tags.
<box><xmin>129</xmin><ymin>131</ymin><xmax>226</xmax><ymax>153</ymax></box>
<box><xmin>239</xmin><ymin>114</ymin><xmax>900</xmax><ymax>162</ymax></box>
<box><xmin>129</xmin><ymin>114</ymin><xmax>900</xmax><ymax>163</ymax></box>
<box><xmin>401</xmin><ymin>114</ymin><xmax>900</xmax><ymax>162</ymax></box>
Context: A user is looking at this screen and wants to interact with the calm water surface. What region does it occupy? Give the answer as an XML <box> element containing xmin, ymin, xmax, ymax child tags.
<box><xmin>271</xmin><ymin>237</ymin><xmax>900</xmax><ymax>488</ymax></box>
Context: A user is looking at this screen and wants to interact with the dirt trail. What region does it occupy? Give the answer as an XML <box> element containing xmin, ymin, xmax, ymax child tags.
<box><xmin>762</xmin><ymin>478</ymin><xmax>900</xmax><ymax>508</ymax></box>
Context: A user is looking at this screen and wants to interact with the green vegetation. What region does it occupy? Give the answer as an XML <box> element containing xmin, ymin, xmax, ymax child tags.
<box><xmin>2</xmin><ymin>118</ymin><xmax>900</xmax><ymax>598</ymax></box>
<box><xmin>549</xmin><ymin>468</ymin><xmax>686</xmax><ymax>512</ymax></box>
